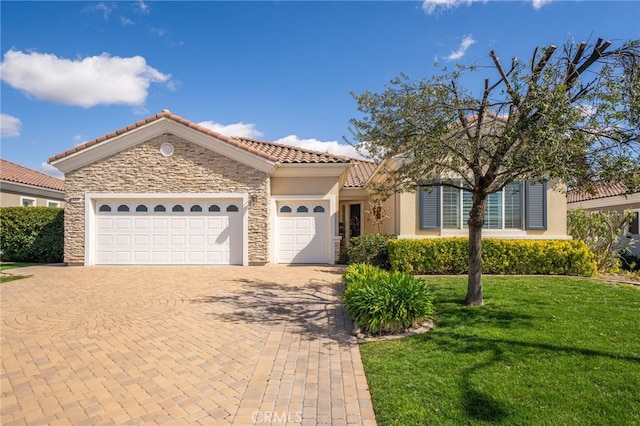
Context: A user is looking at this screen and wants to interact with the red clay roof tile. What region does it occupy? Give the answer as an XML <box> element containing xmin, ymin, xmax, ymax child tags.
<box><xmin>46</xmin><ymin>110</ymin><xmax>380</xmax><ymax>187</ymax></box>
<box><xmin>567</xmin><ymin>181</ymin><xmax>631</xmax><ymax>203</ymax></box>
<box><xmin>0</xmin><ymin>158</ymin><xmax>65</xmax><ymax>191</ymax></box>
<box><xmin>344</xmin><ymin>159</ymin><xmax>378</xmax><ymax>188</ymax></box>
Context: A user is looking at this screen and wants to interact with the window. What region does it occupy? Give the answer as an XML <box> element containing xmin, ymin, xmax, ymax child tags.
<box><xmin>47</xmin><ymin>201</ymin><xmax>61</xmax><ymax>207</ymax></box>
<box><xmin>208</xmin><ymin>205</ymin><xmax>220</xmax><ymax>212</ymax></box>
<box><xmin>191</xmin><ymin>205</ymin><xmax>202</xmax><ymax>212</ymax></box>
<box><xmin>136</xmin><ymin>205</ymin><xmax>148</xmax><ymax>212</ymax></box>
<box><xmin>154</xmin><ymin>205</ymin><xmax>166</xmax><ymax>212</ymax></box>
<box><xmin>99</xmin><ymin>204</ymin><xmax>111</xmax><ymax>212</ymax></box>
<box><xmin>280</xmin><ymin>206</ymin><xmax>292</xmax><ymax>213</ymax></box>
<box><xmin>629</xmin><ymin>212</ymin><xmax>639</xmax><ymax>235</ymax></box>
<box><xmin>420</xmin><ymin>180</ymin><xmax>545</xmax><ymax>231</ymax></box>
<box><xmin>227</xmin><ymin>204</ymin><xmax>239</xmax><ymax>212</ymax></box>
<box><xmin>117</xmin><ymin>204</ymin><xmax>129</xmax><ymax>212</ymax></box>
<box><xmin>21</xmin><ymin>197</ymin><xmax>36</xmax><ymax>207</ymax></box>
<box><xmin>313</xmin><ymin>206</ymin><xmax>325</xmax><ymax>213</ymax></box>
<box><xmin>504</xmin><ymin>182</ymin><xmax>523</xmax><ymax>229</ymax></box>
<box><xmin>172</xmin><ymin>205</ymin><xmax>184</xmax><ymax>212</ymax></box>
<box><xmin>297</xmin><ymin>206</ymin><xmax>309</xmax><ymax>213</ymax></box>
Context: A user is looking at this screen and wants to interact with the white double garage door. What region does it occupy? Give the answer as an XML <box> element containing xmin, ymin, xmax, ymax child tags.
<box><xmin>92</xmin><ymin>197</ymin><xmax>328</xmax><ymax>265</ymax></box>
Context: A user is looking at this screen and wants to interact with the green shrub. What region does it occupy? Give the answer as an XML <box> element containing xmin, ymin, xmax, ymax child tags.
<box><xmin>567</xmin><ymin>208</ymin><xmax>636</xmax><ymax>272</ymax></box>
<box><xmin>343</xmin><ymin>233</ymin><xmax>395</xmax><ymax>269</ymax></box>
<box><xmin>0</xmin><ymin>207</ymin><xmax>64</xmax><ymax>263</ymax></box>
<box><xmin>342</xmin><ymin>264</ymin><xmax>434</xmax><ymax>335</ymax></box>
<box><xmin>388</xmin><ymin>238</ymin><xmax>597</xmax><ymax>277</ymax></box>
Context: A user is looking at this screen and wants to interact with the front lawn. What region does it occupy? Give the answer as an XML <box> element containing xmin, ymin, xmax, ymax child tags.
<box><xmin>0</xmin><ymin>262</ymin><xmax>42</xmax><ymax>271</ymax></box>
<box><xmin>359</xmin><ymin>276</ymin><xmax>640</xmax><ymax>425</ymax></box>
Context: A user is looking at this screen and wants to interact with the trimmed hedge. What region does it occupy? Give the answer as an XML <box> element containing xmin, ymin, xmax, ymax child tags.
<box><xmin>0</xmin><ymin>207</ymin><xmax>64</xmax><ymax>263</ymax></box>
<box><xmin>388</xmin><ymin>237</ymin><xmax>597</xmax><ymax>277</ymax></box>
<box><xmin>342</xmin><ymin>233</ymin><xmax>396</xmax><ymax>269</ymax></box>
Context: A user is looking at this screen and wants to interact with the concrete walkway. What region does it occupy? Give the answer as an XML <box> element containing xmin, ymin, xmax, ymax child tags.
<box><xmin>0</xmin><ymin>265</ymin><xmax>376</xmax><ymax>425</ymax></box>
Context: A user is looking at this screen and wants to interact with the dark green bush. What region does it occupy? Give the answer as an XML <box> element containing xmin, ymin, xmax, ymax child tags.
<box><xmin>388</xmin><ymin>238</ymin><xmax>597</xmax><ymax>277</ymax></box>
<box><xmin>343</xmin><ymin>233</ymin><xmax>395</xmax><ymax>269</ymax></box>
<box><xmin>0</xmin><ymin>207</ymin><xmax>64</xmax><ymax>263</ymax></box>
<box><xmin>342</xmin><ymin>264</ymin><xmax>434</xmax><ymax>335</ymax></box>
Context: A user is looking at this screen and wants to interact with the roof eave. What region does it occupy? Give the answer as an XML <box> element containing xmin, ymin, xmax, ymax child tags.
<box><xmin>50</xmin><ymin>118</ymin><xmax>278</xmax><ymax>174</ymax></box>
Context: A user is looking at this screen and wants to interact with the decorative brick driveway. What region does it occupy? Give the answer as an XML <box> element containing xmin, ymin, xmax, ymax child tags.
<box><xmin>1</xmin><ymin>265</ymin><xmax>376</xmax><ymax>425</ymax></box>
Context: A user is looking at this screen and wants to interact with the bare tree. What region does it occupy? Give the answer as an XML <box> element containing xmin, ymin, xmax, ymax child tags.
<box><xmin>350</xmin><ymin>37</ymin><xmax>640</xmax><ymax>306</ymax></box>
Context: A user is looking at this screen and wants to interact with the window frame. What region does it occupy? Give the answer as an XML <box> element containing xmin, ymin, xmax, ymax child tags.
<box><xmin>21</xmin><ymin>197</ymin><xmax>36</xmax><ymax>207</ymax></box>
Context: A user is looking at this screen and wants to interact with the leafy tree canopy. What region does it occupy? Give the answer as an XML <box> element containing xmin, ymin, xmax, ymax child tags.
<box><xmin>349</xmin><ymin>37</ymin><xmax>640</xmax><ymax>306</ymax></box>
<box><xmin>350</xmin><ymin>37</ymin><xmax>640</xmax><ymax>198</ymax></box>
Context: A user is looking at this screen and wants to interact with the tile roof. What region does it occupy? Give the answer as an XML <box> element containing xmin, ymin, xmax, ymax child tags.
<box><xmin>344</xmin><ymin>159</ymin><xmax>378</xmax><ymax>188</ymax></box>
<box><xmin>232</xmin><ymin>137</ymin><xmax>351</xmax><ymax>164</ymax></box>
<box><xmin>567</xmin><ymin>181</ymin><xmax>630</xmax><ymax>203</ymax></box>
<box><xmin>48</xmin><ymin>110</ymin><xmax>350</xmax><ymax>165</ymax></box>
<box><xmin>0</xmin><ymin>158</ymin><xmax>65</xmax><ymax>191</ymax></box>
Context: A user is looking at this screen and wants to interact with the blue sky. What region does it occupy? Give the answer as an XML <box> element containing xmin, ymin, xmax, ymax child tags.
<box><xmin>1</xmin><ymin>1</ymin><xmax>639</xmax><ymax>178</ymax></box>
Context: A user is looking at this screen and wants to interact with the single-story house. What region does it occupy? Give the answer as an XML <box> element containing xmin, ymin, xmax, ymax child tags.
<box><xmin>48</xmin><ymin>110</ymin><xmax>568</xmax><ymax>266</ymax></box>
<box><xmin>568</xmin><ymin>182</ymin><xmax>640</xmax><ymax>257</ymax></box>
<box><xmin>0</xmin><ymin>158</ymin><xmax>65</xmax><ymax>207</ymax></box>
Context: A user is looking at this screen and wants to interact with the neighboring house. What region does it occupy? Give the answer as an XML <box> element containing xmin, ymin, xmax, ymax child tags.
<box><xmin>567</xmin><ymin>182</ymin><xmax>640</xmax><ymax>257</ymax></box>
<box><xmin>48</xmin><ymin>110</ymin><xmax>568</xmax><ymax>266</ymax></box>
<box><xmin>0</xmin><ymin>158</ymin><xmax>65</xmax><ymax>207</ymax></box>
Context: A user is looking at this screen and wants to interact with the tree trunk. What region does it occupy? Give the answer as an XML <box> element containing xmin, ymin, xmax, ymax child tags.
<box><xmin>465</xmin><ymin>191</ymin><xmax>487</xmax><ymax>306</ymax></box>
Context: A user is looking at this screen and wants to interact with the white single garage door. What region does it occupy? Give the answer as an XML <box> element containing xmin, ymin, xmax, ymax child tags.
<box><xmin>277</xmin><ymin>202</ymin><xmax>328</xmax><ymax>264</ymax></box>
<box><xmin>94</xmin><ymin>199</ymin><xmax>242</xmax><ymax>265</ymax></box>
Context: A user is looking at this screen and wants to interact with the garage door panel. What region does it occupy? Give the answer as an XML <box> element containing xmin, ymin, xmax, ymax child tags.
<box><xmin>171</xmin><ymin>218</ymin><xmax>187</xmax><ymax>229</ymax></box>
<box><xmin>97</xmin><ymin>218</ymin><xmax>113</xmax><ymax>230</ymax></box>
<box><xmin>171</xmin><ymin>235</ymin><xmax>186</xmax><ymax>246</ymax></box>
<box><xmin>116</xmin><ymin>235</ymin><xmax>131</xmax><ymax>245</ymax></box>
<box><xmin>153</xmin><ymin>219</ymin><xmax>169</xmax><ymax>229</ymax></box>
<box><xmin>152</xmin><ymin>252</ymin><xmax>167</xmax><ymax>262</ymax></box>
<box><xmin>95</xmin><ymin>199</ymin><xmax>242</xmax><ymax>265</ymax></box>
<box><xmin>134</xmin><ymin>219</ymin><xmax>150</xmax><ymax>229</ymax></box>
<box><xmin>116</xmin><ymin>219</ymin><xmax>132</xmax><ymax>229</ymax></box>
<box><xmin>115</xmin><ymin>251</ymin><xmax>131</xmax><ymax>262</ymax></box>
<box><xmin>277</xmin><ymin>203</ymin><xmax>328</xmax><ymax>264</ymax></box>
<box><xmin>134</xmin><ymin>251</ymin><xmax>149</xmax><ymax>262</ymax></box>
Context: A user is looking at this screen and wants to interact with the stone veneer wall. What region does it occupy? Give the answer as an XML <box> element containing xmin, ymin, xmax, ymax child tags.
<box><xmin>63</xmin><ymin>133</ymin><xmax>270</xmax><ymax>264</ymax></box>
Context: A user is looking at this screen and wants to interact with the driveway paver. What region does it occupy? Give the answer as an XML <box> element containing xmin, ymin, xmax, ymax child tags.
<box><xmin>1</xmin><ymin>265</ymin><xmax>376</xmax><ymax>425</ymax></box>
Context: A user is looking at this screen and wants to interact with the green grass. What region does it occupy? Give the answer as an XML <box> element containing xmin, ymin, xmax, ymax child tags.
<box><xmin>0</xmin><ymin>262</ymin><xmax>42</xmax><ymax>271</ymax></box>
<box><xmin>359</xmin><ymin>276</ymin><xmax>640</xmax><ymax>425</ymax></box>
<box><xmin>0</xmin><ymin>274</ymin><xmax>30</xmax><ymax>283</ymax></box>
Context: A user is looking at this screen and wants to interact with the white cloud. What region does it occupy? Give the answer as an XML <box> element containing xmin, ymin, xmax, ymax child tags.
<box><xmin>84</xmin><ymin>2</ymin><xmax>116</xmax><ymax>20</ymax></box>
<box><xmin>73</xmin><ymin>134</ymin><xmax>84</xmax><ymax>145</ymax></box>
<box><xmin>274</xmin><ymin>135</ymin><xmax>365</xmax><ymax>159</ymax></box>
<box><xmin>41</xmin><ymin>162</ymin><xmax>64</xmax><ymax>179</ymax></box>
<box><xmin>198</xmin><ymin>121</ymin><xmax>264</xmax><ymax>139</ymax></box>
<box><xmin>445</xmin><ymin>35</ymin><xmax>476</xmax><ymax>61</ymax></box>
<box><xmin>120</xmin><ymin>16</ymin><xmax>134</xmax><ymax>26</ymax></box>
<box><xmin>134</xmin><ymin>1</ymin><xmax>150</xmax><ymax>14</ymax></box>
<box><xmin>531</xmin><ymin>0</ymin><xmax>552</xmax><ymax>9</ymax></box>
<box><xmin>0</xmin><ymin>50</ymin><xmax>170</xmax><ymax>107</ymax></box>
<box><xmin>0</xmin><ymin>113</ymin><xmax>21</xmax><ymax>137</ymax></box>
<box><xmin>422</xmin><ymin>0</ymin><xmax>549</xmax><ymax>14</ymax></box>
<box><xmin>149</xmin><ymin>27</ymin><xmax>168</xmax><ymax>38</ymax></box>
<box><xmin>422</xmin><ymin>0</ymin><xmax>484</xmax><ymax>15</ymax></box>
<box><xmin>197</xmin><ymin>121</ymin><xmax>365</xmax><ymax>159</ymax></box>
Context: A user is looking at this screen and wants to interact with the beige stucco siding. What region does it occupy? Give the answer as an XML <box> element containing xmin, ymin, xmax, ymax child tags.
<box><xmin>1</xmin><ymin>192</ymin><xmax>64</xmax><ymax>207</ymax></box>
<box><xmin>63</xmin><ymin>133</ymin><xmax>270</xmax><ymax>265</ymax></box>
<box><xmin>271</xmin><ymin>176</ymin><xmax>340</xmax><ymax>197</ymax></box>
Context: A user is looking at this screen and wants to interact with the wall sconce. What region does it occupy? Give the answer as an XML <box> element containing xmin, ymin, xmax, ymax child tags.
<box><xmin>249</xmin><ymin>194</ymin><xmax>258</xmax><ymax>206</ymax></box>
